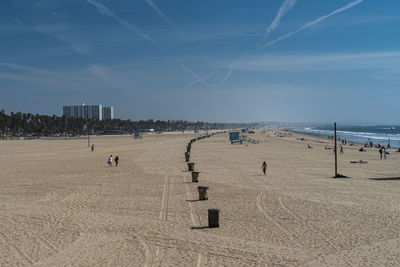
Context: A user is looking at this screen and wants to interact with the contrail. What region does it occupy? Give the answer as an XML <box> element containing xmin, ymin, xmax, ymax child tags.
<box><xmin>87</xmin><ymin>0</ymin><xmax>161</xmax><ymax>48</ymax></box>
<box><xmin>185</xmin><ymin>71</ymin><xmax>217</xmax><ymax>87</ymax></box>
<box><xmin>0</xmin><ymin>62</ymin><xmax>63</xmax><ymax>77</ymax></box>
<box><xmin>217</xmin><ymin>62</ymin><xmax>236</xmax><ymax>89</ymax></box>
<box><xmin>217</xmin><ymin>50</ymin><xmax>252</xmax><ymax>89</ymax></box>
<box><xmin>145</xmin><ymin>0</ymin><xmax>185</xmax><ymax>37</ymax></box>
<box><xmin>0</xmin><ymin>62</ymin><xmax>99</xmax><ymax>83</ymax></box>
<box><xmin>258</xmin><ymin>0</ymin><xmax>364</xmax><ymax>51</ymax></box>
<box><xmin>179</xmin><ymin>62</ymin><xmax>209</xmax><ymax>87</ymax></box>
<box><xmin>265</xmin><ymin>0</ymin><xmax>297</xmax><ymax>39</ymax></box>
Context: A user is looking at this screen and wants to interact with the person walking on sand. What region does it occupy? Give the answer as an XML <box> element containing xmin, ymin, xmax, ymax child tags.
<box><xmin>108</xmin><ymin>155</ymin><xmax>113</xmax><ymax>166</ymax></box>
<box><xmin>379</xmin><ymin>147</ymin><xmax>383</xmax><ymax>159</ymax></box>
<box><xmin>115</xmin><ymin>156</ymin><xmax>119</xmax><ymax>167</ymax></box>
<box><xmin>384</xmin><ymin>148</ymin><xmax>389</xmax><ymax>160</ymax></box>
<box><xmin>340</xmin><ymin>145</ymin><xmax>343</xmax><ymax>154</ymax></box>
<box><xmin>262</xmin><ymin>161</ymin><xmax>267</xmax><ymax>175</ymax></box>
<box><xmin>91</xmin><ymin>144</ymin><xmax>94</xmax><ymax>152</ymax></box>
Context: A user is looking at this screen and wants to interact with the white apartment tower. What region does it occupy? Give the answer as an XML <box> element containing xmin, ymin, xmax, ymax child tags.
<box><xmin>102</xmin><ymin>106</ymin><xmax>114</xmax><ymax>120</ymax></box>
<box><xmin>63</xmin><ymin>104</ymin><xmax>114</xmax><ymax>121</ymax></box>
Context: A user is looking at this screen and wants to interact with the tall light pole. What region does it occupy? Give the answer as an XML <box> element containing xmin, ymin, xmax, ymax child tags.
<box><xmin>334</xmin><ymin>122</ymin><xmax>338</xmax><ymax>177</ymax></box>
<box><xmin>87</xmin><ymin>123</ymin><xmax>90</xmax><ymax>148</ymax></box>
<box><xmin>333</xmin><ymin>122</ymin><xmax>347</xmax><ymax>178</ymax></box>
<box><xmin>64</xmin><ymin>116</ymin><xmax>68</xmax><ymax>141</ymax></box>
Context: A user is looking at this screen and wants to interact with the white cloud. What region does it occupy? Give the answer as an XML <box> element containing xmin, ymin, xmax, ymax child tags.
<box><xmin>234</xmin><ymin>51</ymin><xmax>400</xmax><ymax>72</ymax></box>
<box><xmin>87</xmin><ymin>64</ymin><xmax>109</xmax><ymax>79</ymax></box>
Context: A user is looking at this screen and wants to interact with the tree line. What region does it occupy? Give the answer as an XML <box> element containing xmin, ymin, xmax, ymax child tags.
<box><xmin>0</xmin><ymin>110</ymin><xmax>258</xmax><ymax>137</ymax></box>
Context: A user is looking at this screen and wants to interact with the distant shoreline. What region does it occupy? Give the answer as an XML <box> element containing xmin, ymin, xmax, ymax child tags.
<box><xmin>285</xmin><ymin>128</ymin><xmax>368</xmax><ymax>148</ymax></box>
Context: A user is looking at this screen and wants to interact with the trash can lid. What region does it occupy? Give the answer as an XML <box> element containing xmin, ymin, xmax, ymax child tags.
<box><xmin>208</xmin><ymin>208</ymin><xmax>220</xmax><ymax>212</ymax></box>
<box><xmin>198</xmin><ymin>186</ymin><xmax>208</xmax><ymax>189</ymax></box>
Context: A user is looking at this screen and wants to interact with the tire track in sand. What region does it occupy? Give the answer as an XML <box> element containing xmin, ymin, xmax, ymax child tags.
<box><xmin>0</xmin><ymin>231</ymin><xmax>34</xmax><ymax>265</ymax></box>
<box><xmin>278</xmin><ymin>196</ymin><xmax>341</xmax><ymax>251</ymax></box>
<box><xmin>197</xmin><ymin>253</ymin><xmax>208</xmax><ymax>267</ymax></box>
<box><xmin>0</xmin><ymin>215</ymin><xmax>61</xmax><ymax>263</ymax></box>
<box><xmin>184</xmin><ymin>175</ymin><xmax>201</xmax><ymax>227</ymax></box>
<box><xmin>182</xmin><ymin>146</ymin><xmax>207</xmax><ymax>266</ymax></box>
<box><xmin>138</xmin><ymin>235</ymin><xmax>155</xmax><ymax>267</ymax></box>
<box><xmin>256</xmin><ymin>192</ymin><xmax>306</xmax><ymax>247</ymax></box>
<box><xmin>159</xmin><ymin>175</ymin><xmax>170</xmax><ymax>221</ymax></box>
<box><xmin>129</xmin><ymin>160</ymin><xmax>158</xmax><ymax>266</ymax></box>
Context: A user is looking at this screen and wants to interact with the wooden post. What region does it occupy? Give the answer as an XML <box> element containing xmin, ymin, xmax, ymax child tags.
<box><xmin>334</xmin><ymin>122</ymin><xmax>338</xmax><ymax>177</ymax></box>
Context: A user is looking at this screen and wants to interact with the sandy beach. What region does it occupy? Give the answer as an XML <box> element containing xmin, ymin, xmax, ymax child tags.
<box><xmin>1</xmin><ymin>130</ymin><xmax>400</xmax><ymax>266</ymax></box>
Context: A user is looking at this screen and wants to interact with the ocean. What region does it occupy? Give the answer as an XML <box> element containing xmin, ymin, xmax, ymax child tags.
<box><xmin>293</xmin><ymin>125</ymin><xmax>400</xmax><ymax>148</ymax></box>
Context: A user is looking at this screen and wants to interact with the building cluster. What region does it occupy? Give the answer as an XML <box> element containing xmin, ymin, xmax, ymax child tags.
<box><xmin>63</xmin><ymin>104</ymin><xmax>114</xmax><ymax>121</ymax></box>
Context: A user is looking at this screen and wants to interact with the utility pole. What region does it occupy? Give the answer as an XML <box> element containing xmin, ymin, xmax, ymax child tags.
<box><xmin>87</xmin><ymin>123</ymin><xmax>90</xmax><ymax>148</ymax></box>
<box><xmin>334</xmin><ymin>122</ymin><xmax>338</xmax><ymax>177</ymax></box>
<box><xmin>64</xmin><ymin>117</ymin><xmax>67</xmax><ymax>141</ymax></box>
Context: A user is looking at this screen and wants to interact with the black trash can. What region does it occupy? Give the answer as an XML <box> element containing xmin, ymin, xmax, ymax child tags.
<box><xmin>187</xmin><ymin>162</ymin><xmax>195</xmax><ymax>172</ymax></box>
<box><xmin>191</xmin><ymin>171</ymin><xmax>199</xmax><ymax>183</ymax></box>
<box><xmin>208</xmin><ymin>209</ymin><xmax>220</xmax><ymax>228</ymax></box>
<box><xmin>198</xmin><ymin>186</ymin><xmax>208</xmax><ymax>200</ymax></box>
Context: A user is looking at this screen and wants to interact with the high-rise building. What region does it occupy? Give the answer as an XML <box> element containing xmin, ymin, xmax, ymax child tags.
<box><xmin>102</xmin><ymin>106</ymin><xmax>114</xmax><ymax>120</ymax></box>
<box><xmin>63</xmin><ymin>104</ymin><xmax>114</xmax><ymax>121</ymax></box>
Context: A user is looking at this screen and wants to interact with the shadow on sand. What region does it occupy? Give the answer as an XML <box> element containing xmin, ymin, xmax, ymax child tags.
<box><xmin>190</xmin><ymin>226</ymin><xmax>208</xmax><ymax>230</ymax></box>
<box><xmin>369</xmin><ymin>177</ymin><xmax>400</xmax><ymax>181</ymax></box>
<box><xmin>186</xmin><ymin>199</ymin><xmax>202</xmax><ymax>203</ymax></box>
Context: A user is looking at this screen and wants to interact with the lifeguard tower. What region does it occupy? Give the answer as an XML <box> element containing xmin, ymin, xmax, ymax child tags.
<box><xmin>229</xmin><ymin>131</ymin><xmax>242</xmax><ymax>144</ymax></box>
<box><xmin>229</xmin><ymin>131</ymin><xmax>260</xmax><ymax>144</ymax></box>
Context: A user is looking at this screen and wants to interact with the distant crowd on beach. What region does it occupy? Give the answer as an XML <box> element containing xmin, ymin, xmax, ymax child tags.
<box><xmin>360</xmin><ymin>139</ymin><xmax>393</xmax><ymax>159</ymax></box>
<box><xmin>309</xmin><ymin>136</ymin><xmax>398</xmax><ymax>162</ymax></box>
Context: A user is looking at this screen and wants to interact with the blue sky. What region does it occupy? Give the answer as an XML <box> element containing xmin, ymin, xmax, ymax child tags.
<box><xmin>1</xmin><ymin>0</ymin><xmax>400</xmax><ymax>123</ymax></box>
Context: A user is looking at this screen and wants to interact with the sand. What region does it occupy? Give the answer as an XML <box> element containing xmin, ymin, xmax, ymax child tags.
<box><xmin>1</xmin><ymin>130</ymin><xmax>400</xmax><ymax>266</ymax></box>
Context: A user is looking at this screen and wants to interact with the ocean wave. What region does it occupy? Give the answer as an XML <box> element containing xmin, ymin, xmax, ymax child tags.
<box><xmin>294</xmin><ymin>127</ymin><xmax>400</xmax><ymax>147</ymax></box>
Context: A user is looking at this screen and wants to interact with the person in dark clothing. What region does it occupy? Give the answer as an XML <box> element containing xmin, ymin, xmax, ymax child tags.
<box><xmin>91</xmin><ymin>144</ymin><xmax>94</xmax><ymax>152</ymax></box>
<box><xmin>115</xmin><ymin>156</ymin><xmax>119</xmax><ymax>167</ymax></box>
<box><xmin>262</xmin><ymin>161</ymin><xmax>267</xmax><ymax>175</ymax></box>
<box><xmin>379</xmin><ymin>147</ymin><xmax>383</xmax><ymax>159</ymax></box>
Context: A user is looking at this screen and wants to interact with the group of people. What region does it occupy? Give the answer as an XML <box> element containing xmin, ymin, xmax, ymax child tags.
<box><xmin>379</xmin><ymin>146</ymin><xmax>389</xmax><ymax>160</ymax></box>
<box><xmin>90</xmin><ymin>144</ymin><xmax>120</xmax><ymax>167</ymax></box>
<box><xmin>108</xmin><ymin>155</ymin><xmax>119</xmax><ymax>167</ymax></box>
<box><xmin>364</xmin><ymin>139</ymin><xmax>374</xmax><ymax>148</ymax></box>
<box><xmin>360</xmin><ymin>143</ymin><xmax>390</xmax><ymax>159</ymax></box>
